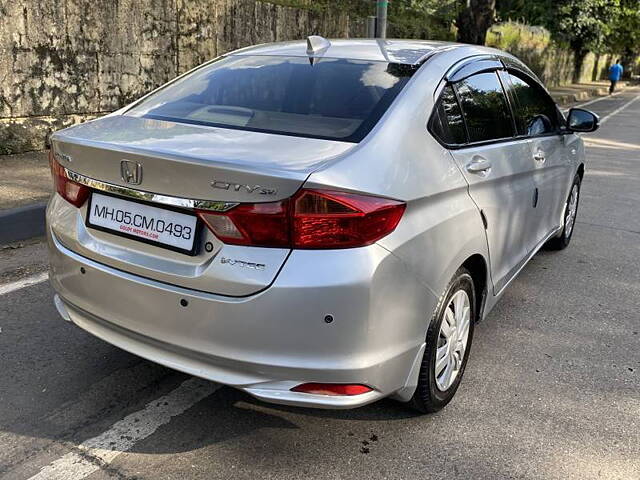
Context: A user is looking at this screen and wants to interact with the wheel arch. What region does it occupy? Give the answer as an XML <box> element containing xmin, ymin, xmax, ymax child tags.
<box><xmin>391</xmin><ymin>251</ymin><xmax>489</xmax><ymax>404</ymax></box>
<box><xmin>461</xmin><ymin>254</ymin><xmax>489</xmax><ymax>322</ymax></box>
<box><xmin>577</xmin><ymin>163</ymin><xmax>585</xmax><ymax>180</ymax></box>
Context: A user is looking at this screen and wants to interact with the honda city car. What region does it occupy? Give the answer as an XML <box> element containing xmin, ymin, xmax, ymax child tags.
<box><xmin>47</xmin><ymin>37</ymin><xmax>598</xmax><ymax>412</ymax></box>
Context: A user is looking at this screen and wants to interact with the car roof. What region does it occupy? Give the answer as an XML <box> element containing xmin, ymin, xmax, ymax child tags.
<box><xmin>229</xmin><ymin>38</ymin><xmax>464</xmax><ymax>65</ymax></box>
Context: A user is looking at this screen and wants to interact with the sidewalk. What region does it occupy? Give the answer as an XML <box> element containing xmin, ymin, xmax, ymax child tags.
<box><xmin>0</xmin><ymin>80</ymin><xmax>631</xmax><ymax>244</ymax></box>
<box><xmin>0</xmin><ymin>151</ymin><xmax>50</xmax><ymax>211</ymax></box>
<box><xmin>549</xmin><ymin>80</ymin><xmax>627</xmax><ymax>105</ymax></box>
<box><xmin>0</xmin><ymin>151</ymin><xmax>50</xmax><ymax>244</ymax></box>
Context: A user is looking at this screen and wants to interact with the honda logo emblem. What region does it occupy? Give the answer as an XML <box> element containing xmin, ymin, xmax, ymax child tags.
<box><xmin>120</xmin><ymin>160</ymin><xmax>143</xmax><ymax>185</ymax></box>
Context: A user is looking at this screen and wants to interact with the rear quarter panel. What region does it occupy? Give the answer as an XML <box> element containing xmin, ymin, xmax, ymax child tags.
<box><xmin>305</xmin><ymin>48</ymin><xmax>490</xmax><ymax>321</ymax></box>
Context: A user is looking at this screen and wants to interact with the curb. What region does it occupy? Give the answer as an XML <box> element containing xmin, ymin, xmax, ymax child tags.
<box><xmin>0</xmin><ymin>202</ymin><xmax>47</xmax><ymax>245</ymax></box>
<box><xmin>552</xmin><ymin>83</ymin><xmax>628</xmax><ymax>106</ymax></box>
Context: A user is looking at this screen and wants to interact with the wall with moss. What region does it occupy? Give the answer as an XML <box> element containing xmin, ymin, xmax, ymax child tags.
<box><xmin>261</xmin><ymin>0</ymin><xmax>457</xmax><ymax>40</ymax></box>
<box><xmin>0</xmin><ymin>0</ymin><xmax>364</xmax><ymax>154</ymax></box>
<box><xmin>1</xmin><ymin>8</ymin><xmax>618</xmax><ymax>155</ymax></box>
<box><xmin>486</xmin><ymin>22</ymin><xmax>615</xmax><ymax>87</ymax></box>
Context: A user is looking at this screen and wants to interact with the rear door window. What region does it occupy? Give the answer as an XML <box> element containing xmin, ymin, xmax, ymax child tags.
<box><xmin>507</xmin><ymin>72</ymin><xmax>560</xmax><ymax>136</ymax></box>
<box><xmin>454</xmin><ymin>72</ymin><xmax>515</xmax><ymax>143</ymax></box>
<box><xmin>430</xmin><ymin>85</ymin><xmax>467</xmax><ymax>145</ymax></box>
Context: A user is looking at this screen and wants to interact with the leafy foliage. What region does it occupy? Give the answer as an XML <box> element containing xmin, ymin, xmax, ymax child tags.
<box><xmin>608</xmin><ymin>0</ymin><xmax>640</xmax><ymax>56</ymax></box>
<box><xmin>263</xmin><ymin>0</ymin><xmax>640</xmax><ymax>58</ymax></box>
<box><xmin>497</xmin><ymin>0</ymin><xmax>640</xmax><ymax>55</ymax></box>
<box><xmin>554</xmin><ymin>0</ymin><xmax>616</xmax><ymax>53</ymax></box>
<box><xmin>260</xmin><ymin>0</ymin><xmax>458</xmax><ymax>40</ymax></box>
<box><xmin>387</xmin><ymin>0</ymin><xmax>458</xmax><ymax>40</ymax></box>
<box><xmin>456</xmin><ymin>0</ymin><xmax>497</xmax><ymax>44</ymax></box>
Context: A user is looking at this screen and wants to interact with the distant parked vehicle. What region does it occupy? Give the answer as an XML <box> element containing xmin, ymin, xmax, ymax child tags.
<box><xmin>47</xmin><ymin>37</ymin><xmax>598</xmax><ymax>412</ymax></box>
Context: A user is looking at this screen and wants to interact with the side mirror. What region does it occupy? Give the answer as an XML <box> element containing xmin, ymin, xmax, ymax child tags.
<box><xmin>567</xmin><ymin>108</ymin><xmax>599</xmax><ymax>133</ymax></box>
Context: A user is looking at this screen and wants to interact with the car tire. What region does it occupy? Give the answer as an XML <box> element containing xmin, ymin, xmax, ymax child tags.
<box><xmin>546</xmin><ymin>174</ymin><xmax>581</xmax><ymax>250</ymax></box>
<box><xmin>407</xmin><ymin>267</ymin><xmax>476</xmax><ymax>413</ymax></box>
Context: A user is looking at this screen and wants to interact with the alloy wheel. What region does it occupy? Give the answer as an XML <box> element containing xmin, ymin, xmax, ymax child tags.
<box><xmin>565</xmin><ymin>184</ymin><xmax>579</xmax><ymax>238</ymax></box>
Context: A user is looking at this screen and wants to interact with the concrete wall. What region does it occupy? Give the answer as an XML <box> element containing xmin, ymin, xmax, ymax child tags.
<box><xmin>0</xmin><ymin>0</ymin><xmax>364</xmax><ymax>154</ymax></box>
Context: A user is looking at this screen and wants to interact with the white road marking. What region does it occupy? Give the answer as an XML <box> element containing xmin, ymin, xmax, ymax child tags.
<box><xmin>583</xmin><ymin>137</ymin><xmax>640</xmax><ymax>150</ymax></box>
<box><xmin>0</xmin><ymin>271</ymin><xmax>48</xmax><ymax>296</ymax></box>
<box><xmin>599</xmin><ymin>94</ymin><xmax>640</xmax><ymax>125</ymax></box>
<box><xmin>6</xmin><ymin>83</ymin><xmax>637</xmax><ymax>480</ymax></box>
<box><xmin>28</xmin><ymin>377</ymin><xmax>220</xmax><ymax>480</ymax></box>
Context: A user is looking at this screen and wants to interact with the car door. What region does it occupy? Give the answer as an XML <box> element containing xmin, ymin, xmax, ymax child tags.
<box><xmin>502</xmin><ymin>70</ymin><xmax>571</xmax><ymax>247</ymax></box>
<box><xmin>437</xmin><ymin>71</ymin><xmax>538</xmax><ymax>294</ymax></box>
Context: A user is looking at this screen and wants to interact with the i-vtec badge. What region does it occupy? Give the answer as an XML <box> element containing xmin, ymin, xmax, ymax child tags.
<box><xmin>211</xmin><ymin>180</ymin><xmax>277</xmax><ymax>196</ymax></box>
<box><xmin>220</xmin><ymin>257</ymin><xmax>266</xmax><ymax>271</ymax></box>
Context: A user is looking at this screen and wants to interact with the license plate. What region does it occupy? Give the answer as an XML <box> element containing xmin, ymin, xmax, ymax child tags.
<box><xmin>87</xmin><ymin>192</ymin><xmax>199</xmax><ymax>254</ymax></box>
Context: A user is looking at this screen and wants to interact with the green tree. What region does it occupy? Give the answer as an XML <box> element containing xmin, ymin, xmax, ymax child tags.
<box><xmin>387</xmin><ymin>0</ymin><xmax>458</xmax><ymax>40</ymax></box>
<box><xmin>456</xmin><ymin>0</ymin><xmax>497</xmax><ymax>44</ymax></box>
<box><xmin>495</xmin><ymin>0</ymin><xmax>555</xmax><ymax>26</ymax></box>
<box><xmin>556</xmin><ymin>0</ymin><xmax>616</xmax><ymax>52</ymax></box>
<box><xmin>555</xmin><ymin>0</ymin><xmax>617</xmax><ymax>80</ymax></box>
<box><xmin>496</xmin><ymin>0</ymin><xmax>637</xmax><ymax>79</ymax></box>
<box><xmin>607</xmin><ymin>0</ymin><xmax>640</xmax><ymax>63</ymax></box>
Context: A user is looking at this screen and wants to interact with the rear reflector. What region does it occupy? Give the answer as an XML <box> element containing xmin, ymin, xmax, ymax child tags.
<box><xmin>290</xmin><ymin>383</ymin><xmax>373</xmax><ymax>396</ymax></box>
<box><xmin>49</xmin><ymin>150</ymin><xmax>90</xmax><ymax>208</ymax></box>
<box><xmin>197</xmin><ymin>189</ymin><xmax>405</xmax><ymax>249</ymax></box>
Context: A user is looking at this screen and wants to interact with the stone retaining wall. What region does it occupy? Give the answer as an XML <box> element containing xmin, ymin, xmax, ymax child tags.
<box><xmin>0</xmin><ymin>0</ymin><xmax>364</xmax><ymax>154</ymax></box>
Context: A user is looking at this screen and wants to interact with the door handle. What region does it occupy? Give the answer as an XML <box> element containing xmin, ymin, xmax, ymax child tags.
<box><xmin>466</xmin><ymin>158</ymin><xmax>492</xmax><ymax>175</ymax></box>
<box><xmin>533</xmin><ymin>150</ymin><xmax>546</xmax><ymax>163</ymax></box>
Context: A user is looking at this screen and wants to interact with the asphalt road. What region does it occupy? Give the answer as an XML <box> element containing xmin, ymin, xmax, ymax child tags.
<box><xmin>1</xmin><ymin>89</ymin><xmax>639</xmax><ymax>480</ymax></box>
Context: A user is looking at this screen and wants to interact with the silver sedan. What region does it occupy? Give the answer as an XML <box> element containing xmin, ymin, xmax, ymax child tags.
<box><xmin>47</xmin><ymin>37</ymin><xmax>598</xmax><ymax>412</ymax></box>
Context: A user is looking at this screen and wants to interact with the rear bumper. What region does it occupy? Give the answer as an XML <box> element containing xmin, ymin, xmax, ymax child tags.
<box><xmin>48</xmin><ymin>225</ymin><xmax>434</xmax><ymax>409</ymax></box>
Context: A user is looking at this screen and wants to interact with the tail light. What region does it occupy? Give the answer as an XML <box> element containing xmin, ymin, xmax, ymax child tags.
<box><xmin>291</xmin><ymin>383</ymin><xmax>373</xmax><ymax>396</ymax></box>
<box><xmin>49</xmin><ymin>150</ymin><xmax>90</xmax><ymax>208</ymax></box>
<box><xmin>197</xmin><ymin>189</ymin><xmax>405</xmax><ymax>249</ymax></box>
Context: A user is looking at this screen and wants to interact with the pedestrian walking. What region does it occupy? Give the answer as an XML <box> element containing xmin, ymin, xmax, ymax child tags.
<box><xmin>609</xmin><ymin>59</ymin><xmax>624</xmax><ymax>94</ymax></box>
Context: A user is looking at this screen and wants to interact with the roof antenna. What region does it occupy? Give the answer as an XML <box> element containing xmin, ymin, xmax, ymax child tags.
<box><xmin>306</xmin><ymin>35</ymin><xmax>331</xmax><ymax>65</ymax></box>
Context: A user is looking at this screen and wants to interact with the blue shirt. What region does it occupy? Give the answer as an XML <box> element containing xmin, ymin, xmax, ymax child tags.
<box><xmin>609</xmin><ymin>63</ymin><xmax>623</xmax><ymax>81</ymax></box>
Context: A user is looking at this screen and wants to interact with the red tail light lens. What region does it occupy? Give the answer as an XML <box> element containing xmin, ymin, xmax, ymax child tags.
<box><xmin>49</xmin><ymin>150</ymin><xmax>90</xmax><ymax>208</ymax></box>
<box><xmin>196</xmin><ymin>189</ymin><xmax>405</xmax><ymax>249</ymax></box>
<box><xmin>292</xmin><ymin>190</ymin><xmax>406</xmax><ymax>248</ymax></box>
<box><xmin>198</xmin><ymin>200</ymin><xmax>290</xmax><ymax>247</ymax></box>
<box><xmin>291</xmin><ymin>383</ymin><xmax>373</xmax><ymax>396</ymax></box>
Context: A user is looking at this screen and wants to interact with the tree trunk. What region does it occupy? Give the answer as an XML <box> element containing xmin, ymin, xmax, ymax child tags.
<box><xmin>571</xmin><ymin>47</ymin><xmax>588</xmax><ymax>84</ymax></box>
<box><xmin>621</xmin><ymin>47</ymin><xmax>634</xmax><ymax>79</ymax></box>
<box><xmin>456</xmin><ymin>0</ymin><xmax>496</xmax><ymax>45</ymax></box>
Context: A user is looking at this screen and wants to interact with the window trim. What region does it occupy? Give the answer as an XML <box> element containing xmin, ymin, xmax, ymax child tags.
<box><xmin>428</xmin><ymin>56</ymin><xmax>568</xmax><ymax>149</ymax></box>
<box><xmin>428</xmin><ymin>69</ymin><xmax>519</xmax><ymax>149</ymax></box>
<box><xmin>427</xmin><ymin>83</ymin><xmax>469</xmax><ymax>148</ymax></box>
<box><xmin>445</xmin><ymin>55</ymin><xmax>503</xmax><ymax>83</ymax></box>
<box><xmin>451</xmin><ymin>83</ymin><xmax>472</xmax><ymax>144</ymax></box>
<box><xmin>495</xmin><ymin>70</ymin><xmax>519</xmax><ymax>138</ymax></box>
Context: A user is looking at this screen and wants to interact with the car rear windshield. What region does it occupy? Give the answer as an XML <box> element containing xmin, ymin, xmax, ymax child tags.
<box><xmin>126</xmin><ymin>55</ymin><xmax>416</xmax><ymax>143</ymax></box>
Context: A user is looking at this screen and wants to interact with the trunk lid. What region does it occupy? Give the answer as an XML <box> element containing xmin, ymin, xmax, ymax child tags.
<box><xmin>49</xmin><ymin>115</ymin><xmax>355</xmax><ymax>296</ymax></box>
<box><xmin>52</xmin><ymin>115</ymin><xmax>354</xmax><ymax>202</ymax></box>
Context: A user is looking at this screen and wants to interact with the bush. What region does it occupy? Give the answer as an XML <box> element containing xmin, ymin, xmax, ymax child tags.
<box><xmin>486</xmin><ymin>21</ymin><xmax>613</xmax><ymax>86</ymax></box>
